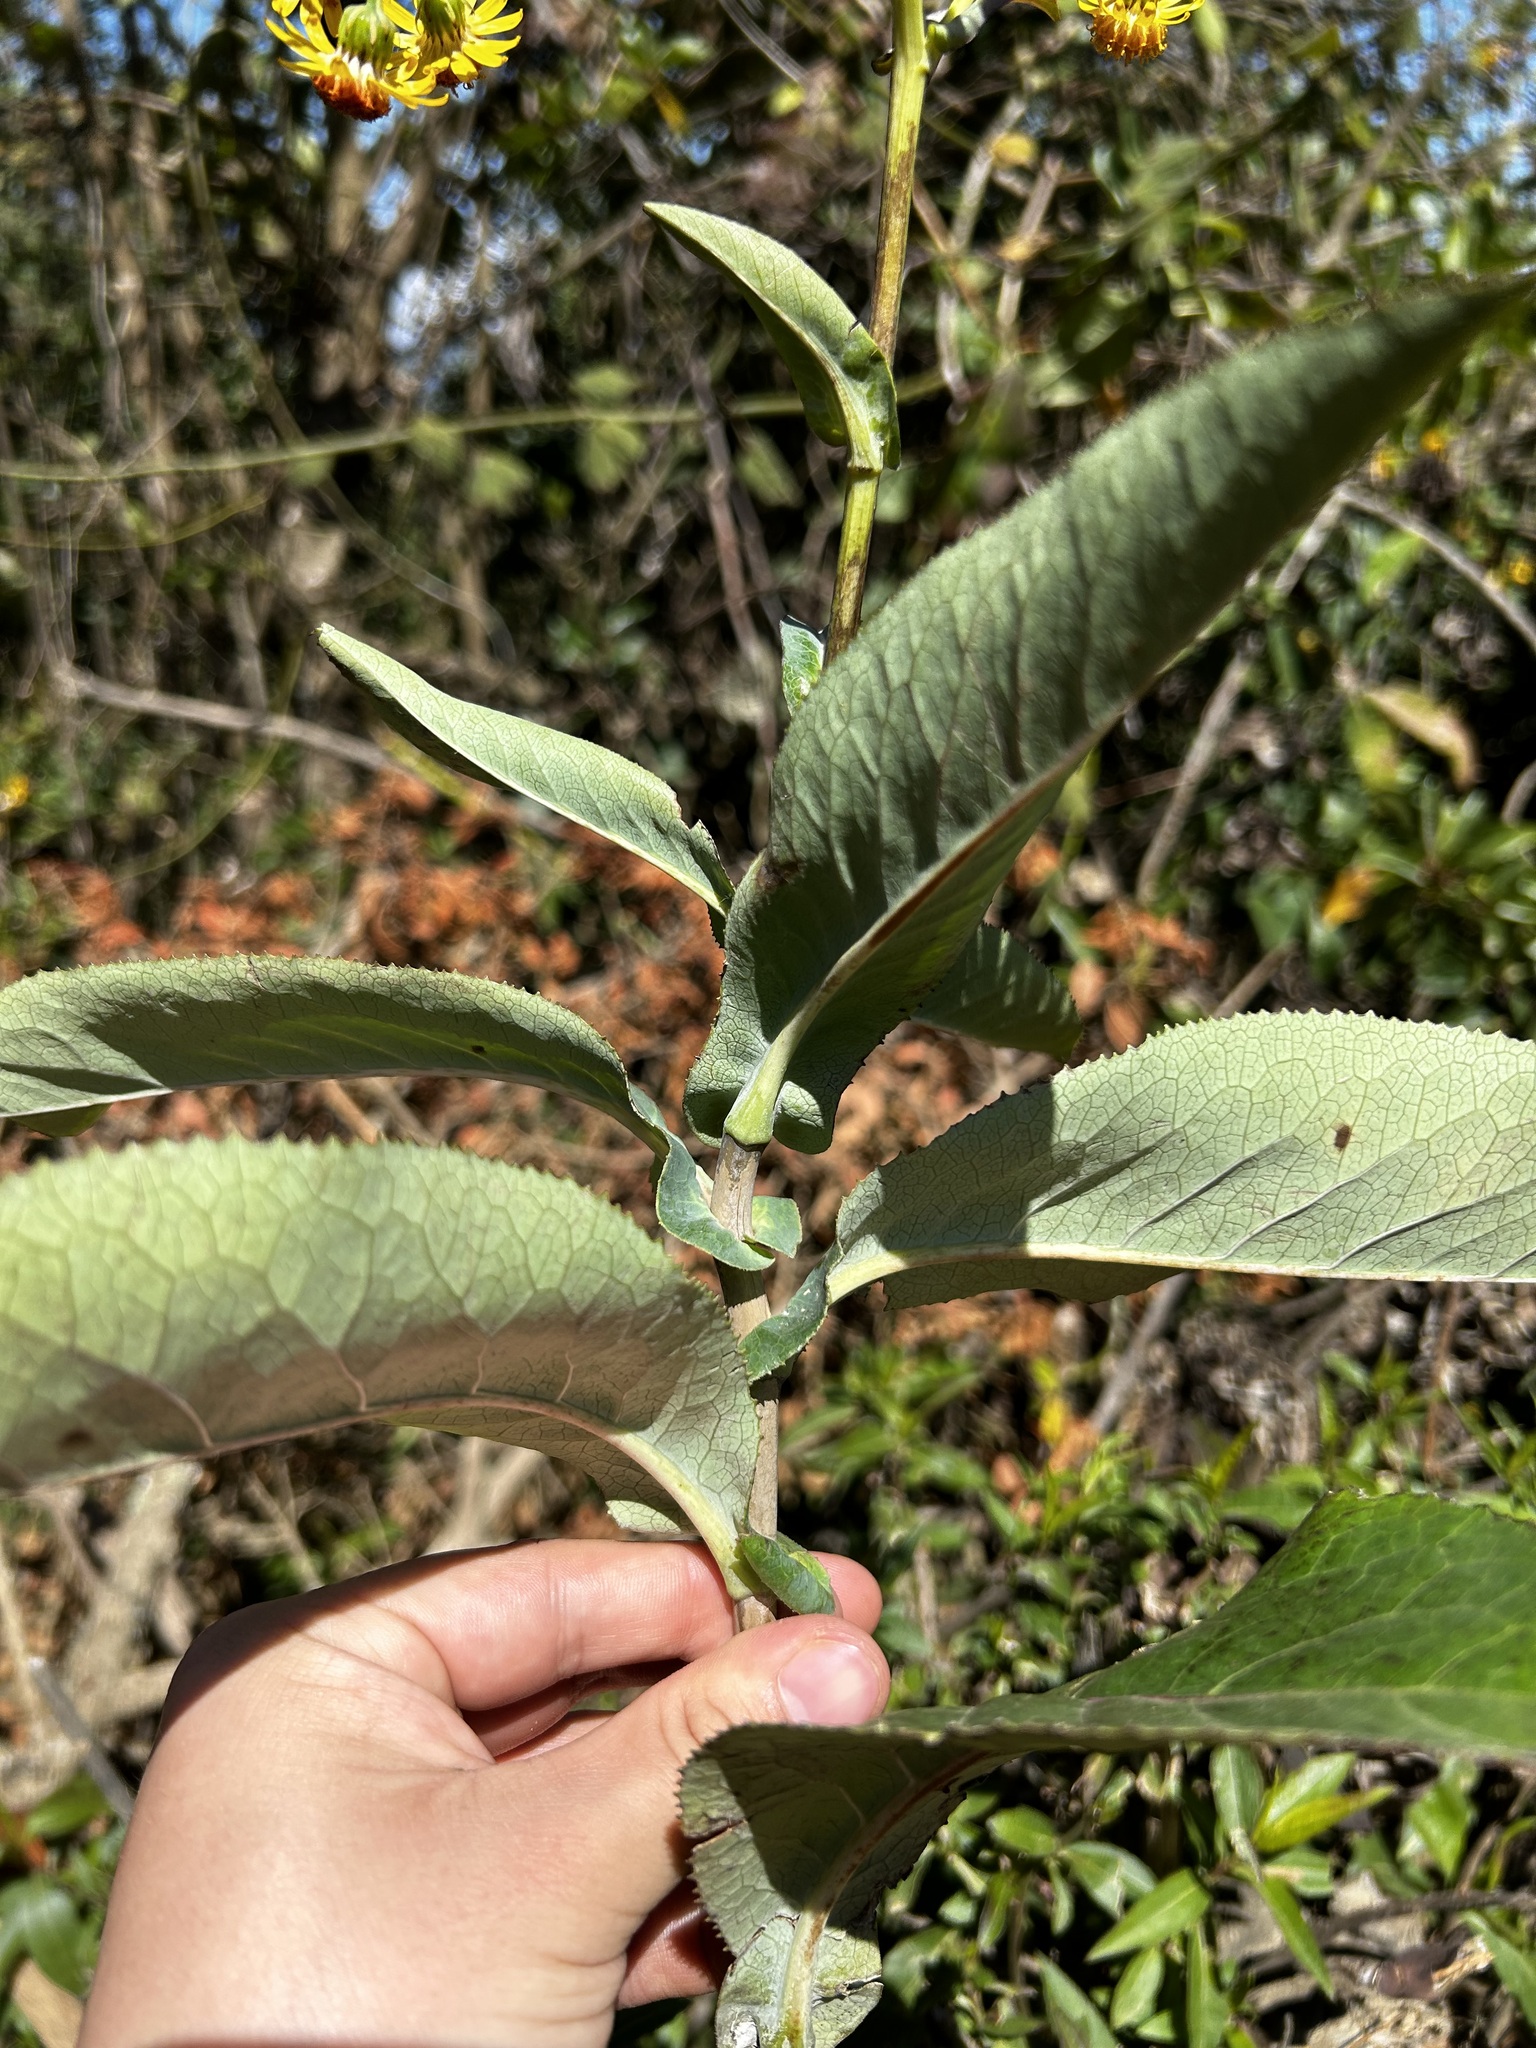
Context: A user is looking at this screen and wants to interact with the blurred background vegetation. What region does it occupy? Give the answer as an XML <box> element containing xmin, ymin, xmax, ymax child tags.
<box><xmin>5</xmin><ymin>0</ymin><xmax>1536</xmax><ymax>2043</ymax></box>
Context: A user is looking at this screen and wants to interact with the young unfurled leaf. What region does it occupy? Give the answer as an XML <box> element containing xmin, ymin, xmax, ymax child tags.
<box><xmin>0</xmin><ymin>1138</ymin><xmax>757</xmax><ymax>1589</ymax></box>
<box><xmin>646</xmin><ymin>205</ymin><xmax>899</xmax><ymax>475</ymax></box>
<box><xmin>685</xmin><ymin>284</ymin><xmax>1519</xmax><ymax>1153</ymax></box>
<box><xmin>748</xmin><ymin>1196</ymin><xmax>802</xmax><ymax>1258</ymax></box>
<box><xmin>738</xmin><ymin>1531</ymin><xmax>836</xmax><ymax>1615</ymax></box>
<box><xmin>685</xmin><ymin>1492</ymin><xmax>1536</xmax><ymax>2048</ymax></box>
<box><xmin>317</xmin><ymin>626</ymin><xmax>733</xmax><ymax>916</ymax></box>
<box><xmin>780</xmin><ymin>617</ymin><xmax>826</xmax><ymax>712</ymax></box>
<box><xmin>911</xmin><ymin>925</ymin><xmax>1080</xmax><ymax>1058</ymax></box>
<box><xmin>820</xmin><ymin>1012</ymin><xmax>1536</xmax><ymax>1313</ymax></box>
<box><xmin>1250</xmin><ymin>1753</ymin><xmax>1383</xmax><ymax>1854</ymax></box>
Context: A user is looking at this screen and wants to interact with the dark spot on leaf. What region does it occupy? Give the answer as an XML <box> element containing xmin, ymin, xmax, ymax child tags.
<box><xmin>470</xmin><ymin>1044</ymin><xmax>487</xmax><ymax>1055</ymax></box>
<box><xmin>1333</xmin><ymin>1123</ymin><xmax>1352</xmax><ymax>1151</ymax></box>
<box><xmin>57</xmin><ymin>1428</ymin><xmax>93</xmax><ymax>1452</ymax></box>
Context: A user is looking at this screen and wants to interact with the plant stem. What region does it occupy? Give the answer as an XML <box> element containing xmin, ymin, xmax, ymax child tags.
<box><xmin>826</xmin><ymin>471</ymin><xmax>880</xmax><ymax>661</ymax></box>
<box><xmin>710</xmin><ymin>1133</ymin><xmax>779</xmax><ymax>1631</ymax></box>
<box><xmin>825</xmin><ymin>0</ymin><xmax>931</xmax><ymax>659</ymax></box>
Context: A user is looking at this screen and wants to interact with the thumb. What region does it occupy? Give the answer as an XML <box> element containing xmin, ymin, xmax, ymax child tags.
<box><xmin>536</xmin><ymin>1613</ymin><xmax>889</xmax><ymax>1934</ymax></box>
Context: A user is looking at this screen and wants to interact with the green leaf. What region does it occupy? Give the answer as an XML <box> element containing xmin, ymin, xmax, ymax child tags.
<box><xmin>1086</xmin><ymin>1871</ymin><xmax>1211</xmax><ymax>1962</ymax></box>
<box><xmin>911</xmin><ymin>925</ymin><xmax>1080</xmax><ymax>1058</ymax></box>
<box><xmin>0</xmin><ymin>1877</ymin><xmax>85</xmax><ymax>1994</ymax></box>
<box><xmin>1185</xmin><ymin>1922</ymin><xmax>1227</xmax><ymax>2048</ymax></box>
<box><xmin>1111</xmin><ymin>1946</ymin><xmax>1166</xmax><ymax>2030</ymax></box>
<box><xmin>684</xmin><ymin>1492</ymin><xmax>1536</xmax><ymax>2048</ymax></box>
<box><xmin>650</xmin><ymin>1134</ymin><xmax>774</xmax><ymax>1273</ymax></box>
<box><xmin>1060</xmin><ymin>1842</ymin><xmax>1156</xmax><ymax>1916</ymax></box>
<box><xmin>317</xmin><ymin>626</ymin><xmax>733</xmax><ymax>916</ymax></box>
<box><xmin>1211</xmin><ymin>1745</ymin><xmax>1265</xmax><ymax>1841</ymax></box>
<box><xmin>748</xmin><ymin>1197</ymin><xmax>802</xmax><ymax>1259</ymax></box>
<box><xmin>780</xmin><ymin>617</ymin><xmax>826</xmax><ymax>712</ymax></box>
<box><xmin>818</xmin><ymin>1012</ymin><xmax>1536</xmax><ymax>1313</ymax></box>
<box><xmin>739</xmin><ymin>1532</ymin><xmax>836</xmax><ymax>1616</ymax></box>
<box><xmin>684</xmin><ymin>284</ymin><xmax>1517</xmax><ymax>1153</ymax></box>
<box><xmin>1250</xmin><ymin>1753</ymin><xmax>1384</xmax><ymax>1853</ymax></box>
<box><xmin>1462</xmin><ymin>1912</ymin><xmax>1536</xmax><ymax>2027</ymax></box>
<box><xmin>987</xmin><ymin>1806</ymin><xmax>1058</xmax><ymax>1859</ymax></box>
<box><xmin>22</xmin><ymin>1775</ymin><xmax>112</xmax><ymax>1842</ymax></box>
<box><xmin>1400</xmin><ymin>1757</ymin><xmax>1479</xmax><ymax>1880</ymax></box>
<box><xmin>645</xmin><ymin>205</ymin><xmax>898</xmax><ymax>474</ymax></box>
<box><xmin>1039</xmin><ymin>1957</ymin><xmax>1117</xmax><ymax>2048</ymax></box>
<box><xmin>1253</xmin><ymin>1874</ymin><xmax>1333</xmax><ymax>1998</ymax></box>
<box><xmin>741</xmin><ymin>1259</ymin><xmax>829</xmax><ymax>1383</ymax></box>
<box><xmin>0</xmin><ymin>1138</ymin><xmax>757</xmax><ymax>1589</ymax></box>
<box><xmin>0</xmin><ymin>954</ymin><xmax>658</xmax><ymax>1144</ymax></box>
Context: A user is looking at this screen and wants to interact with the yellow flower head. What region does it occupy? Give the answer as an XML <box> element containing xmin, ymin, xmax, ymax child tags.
<box><xmin>388</xmin><ymin>0</ymin><xmax>522</xmax><ymax>87</ymax></box>
<box><xmin>267</xmin><ymin>0</ymin><xmax>448</xmax><ymax>117</ymax></box>
<box><xmin>1078</xmin><ymin>0</ymin><xmax>1202</xmax><ymax>62</ymax></box>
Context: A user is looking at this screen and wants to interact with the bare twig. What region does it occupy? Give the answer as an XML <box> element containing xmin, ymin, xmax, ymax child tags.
<box><xmin>1213</xmin><ymin>939</ymin><xmax>1295</xmax><ymax>1019</ymax></box>
<box><xmin>26</xmin><ymin>1661</ymin><xmax>138</xmax><ymax>1822</ymax></box>
<box><xmin>0</xmin><ymin>1524</ymin><xmax>44</xmax><ymax>1739</ymax></box>
<box><xmin>1336</xmin><ymin>484</ymin><xmax>1536</xmax><ymax>663</ymax></box>
<box><xmin>61</xmin><ymin>663</ymin><xmax>396</xmax><ymax>773</ymax></box>
<box><xmin>317</xmin><ymin>1078</ymin><xmax>383</xmax><ymax>1145</ymax></box>
<box><xmin>425</xmin><ymin>1443</ymin><xmax>546</xmax><ymax>1555</ymax></box>
<box><xmin>1271</xmin><ymin>488</ymin><xmax>1346</xmax><ymax>601</ymax></box>
<box><xmin>1135</xmin><ymin>639</ymin><xmax>1257</xmax><ymax>905</ymax></box>
<box><xmin>1090</xmin><ymin>1273</ymin><xmax>1193</xmax><ymax>1434</ymax></box>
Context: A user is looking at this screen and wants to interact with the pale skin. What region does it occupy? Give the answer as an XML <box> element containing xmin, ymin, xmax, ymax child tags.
<box><xmin>79</xmin><ymin>1539</ymin><xmax>890</xmax><ymax>2048</ymax></box>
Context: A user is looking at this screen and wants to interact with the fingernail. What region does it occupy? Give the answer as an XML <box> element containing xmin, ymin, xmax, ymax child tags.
<box><xmin>777</xmin><ymin>1637</ymin><xmax>884</xmax><ymax>1726</ymax></box>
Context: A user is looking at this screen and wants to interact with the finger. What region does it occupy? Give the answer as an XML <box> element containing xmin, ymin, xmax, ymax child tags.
<box><xmin>367</xmin><ymin>1543</ymin><xmax>879</xmax><ymax>1710</ymax></box>
<box><xmin>170</xmin><ymin>1541</ymin><xmax>734</xmax><ymax>1723</ymax></box>
<box><xmin>620</xmin><ymin>1884</ymin><xmax>727</xmax><ymax>2007</ymax></box>
<box><xmin>467</xmin><ymin>1662</ymin><xmax>676</xmax><ymax>1756</ymax></box>
<box><xmin>472</xmin><ymin>1536</ymin><xmax>881</xmax><ymax>1756</ymax></box>
<box><xmin>528</xmin><ymin>1614</ymin><xmax>890</xmax><ymax>1930</ymax></box>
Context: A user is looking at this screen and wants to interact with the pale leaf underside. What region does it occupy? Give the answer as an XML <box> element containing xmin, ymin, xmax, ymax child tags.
<box><xmin>685</xmin><ymin>1492</ymin><xmax>1536</xmax><ymax>2048</ymax></box>
<box><xmin>318</xmin><ymin>626</ymin><xmax>733</xmax><ymax>915</ymax></box>
<box><xmin>0</xmin><ymin>955</ymin><xmax>784</xmax><ymax>1272</ymax></box>
<box><xmin>0</xmin><ymin>954</ymin><xmax>655</xmax><ymax>1141</ymax></box>
<box><xmin>686</xmin><ymin>284</ymin><xmax>1517</xmax><ymax>1153</ymax></box>
<box><xmin>0</xmin><ymin>1138</ymin><xmax>756</xmax><ymax>1583</ymax></box>
<box><xmin>826</xmin><ymin>1011</ymin><xmax>1536</xmax><ymax>1309</ymax></box>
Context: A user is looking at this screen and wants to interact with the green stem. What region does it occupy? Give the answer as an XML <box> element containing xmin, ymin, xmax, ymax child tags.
<box><xmin>826</xmin><ymin>0</ymin><xmax>931</xmax><ymax>659</ymax></box>
<box><xmin>826</xmin><ymin>471</ymin><xmax>880</xmax><ymax>660</ymax></box>
<box><xmin>711</xmin><ymin>1133</ymin><xmax>779</xmax><ymax>1632</ymax></box>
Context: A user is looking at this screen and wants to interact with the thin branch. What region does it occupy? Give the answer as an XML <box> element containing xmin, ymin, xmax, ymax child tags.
<box><xmin>1335</xmin><ymin>484</ymin><xmax>1536</xmax><ymax>663</ymax></box>
<box><xmin>1135</xmin><ymin>639</ymin><xmax>1257</xmax><ymax>905</ymax></box>
<box><xmin>1090</xmin><ymin>1274</ymin><xmax>1193</xmax><ymax>1434</ymax></box>
<box><xmin>0</xmin><ymin>377</ymin><xmax>952</xmax><ymax>489</ymax></box>
<box><xmin>60</xmin><ymin>664</ymin><xmax>396</xmax><ymax>773</ymax></box>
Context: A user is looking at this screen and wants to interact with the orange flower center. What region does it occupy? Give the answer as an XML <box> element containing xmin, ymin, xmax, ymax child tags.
<box><xmin>1086</xmin><ymin>0</ymin><xmax>1174</xmax><ymax>60</ymax></box>
<box><xmin>313</xmin><ymin>60</ymin><xmax>393</xmax><ymax>115</ymax></box>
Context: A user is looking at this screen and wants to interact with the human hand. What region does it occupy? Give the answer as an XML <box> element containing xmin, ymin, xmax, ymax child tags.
<box><xmin>80</xmin><ymin>1538</ymin><xmax>888</xmax><ymax>2048</ymax></box>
